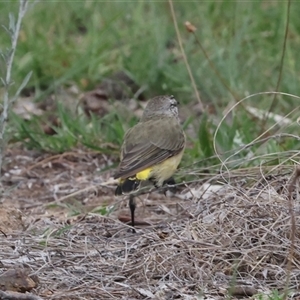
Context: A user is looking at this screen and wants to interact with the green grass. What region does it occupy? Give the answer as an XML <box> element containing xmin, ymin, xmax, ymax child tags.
<box><xmin>255</xmin><ymin>289</ymin><xmax>292</xmax><ymax>300</ymax></box>
<box><xmin>1</xmin><ymin>2</ymin><xmax>299</xmax><ymax>100</ymax></box>
<box><xmin>1</xmin><ymin>1</ymin><xmax>300</xmax><ymax>166</ymax></box>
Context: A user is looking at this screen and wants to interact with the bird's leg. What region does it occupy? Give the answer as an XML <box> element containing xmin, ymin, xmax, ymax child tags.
<box><xmin>163</xmin><ymin>177</ymin><xmax>177</xmax><ymax>195</ymax></box>
<box><xmin>150</xmin><ymin>177</ymin><xmax>177</xmax><ymax>195</ymax></box>
<box><xmin>129</xmin><ymin>194</ymin><xmax>136</xmax><ymax>232</ymax></box>
<box><xmin>163</xmin><ymin>177</ymin><xmax>176</xmax><ymax>186</ymax></box>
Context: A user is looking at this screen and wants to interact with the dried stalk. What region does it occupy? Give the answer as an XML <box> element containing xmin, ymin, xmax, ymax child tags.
<box><xmin>0</xmin><ymin>0</ymin><xmax>31</xmax><ymax>180</ymax></box>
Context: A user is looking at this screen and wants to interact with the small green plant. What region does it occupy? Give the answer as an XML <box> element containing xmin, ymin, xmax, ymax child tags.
<box><xmin>92</xmin><ymin>205</ymin><xmax>114</xmax><ymax>216</ymax></box>
<box><xmin>12</xmin><ymin>102</ymin><xmax>137</xmax><ymax>153</ymax></box>
<box><xmin>255</xmin><ymin>289</ymin><xmax>290</xmax><ymax>300</ymax></box>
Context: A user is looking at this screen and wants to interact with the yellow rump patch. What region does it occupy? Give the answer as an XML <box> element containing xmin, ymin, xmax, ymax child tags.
<box><xmin>136</xmin><ymin>167</ymin><xmax>152</xmax><ymax>180</ymax></box>
<box><xmin>127</xmin><ymin>152</ymin><xmax>184</xmax><ymax>184</ymax></box>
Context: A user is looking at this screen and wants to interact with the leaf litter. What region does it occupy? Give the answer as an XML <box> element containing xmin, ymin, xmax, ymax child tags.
<box><xmin>0</xmin><ymin>145</ymin><xmax>300</xmax><ymax>299</ymax></box>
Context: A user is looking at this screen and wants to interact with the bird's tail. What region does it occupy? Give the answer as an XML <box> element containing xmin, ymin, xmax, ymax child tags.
<box><xmin>115</xmin><ymin>178</ymin><xmax>141</xmax><ymax>195</ymax></box>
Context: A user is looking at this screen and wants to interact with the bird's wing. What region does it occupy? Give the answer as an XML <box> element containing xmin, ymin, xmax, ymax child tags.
<box><xmin>114</xmin><ymin>118</ymin><xmax>185</xmax><ymax>179</ymax></box>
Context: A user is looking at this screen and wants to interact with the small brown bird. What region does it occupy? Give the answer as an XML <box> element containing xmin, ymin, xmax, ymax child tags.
<box><xmin>114</xmin><ymin>95</ymin><xmax>186</xmax><ymax>228</ymax></box>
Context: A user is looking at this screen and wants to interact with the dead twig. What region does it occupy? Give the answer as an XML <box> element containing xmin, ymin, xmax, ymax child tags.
<box><xmin>0</xmin><ymin>290</ymin><xmax>43</xmax><ymax>300</ymax></box>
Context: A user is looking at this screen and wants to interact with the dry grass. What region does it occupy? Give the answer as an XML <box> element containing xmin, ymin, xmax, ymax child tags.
<box><xmin>1</xmin><ymin>147</ymin><xmax>300</xmax><ymax>299</ymax></box>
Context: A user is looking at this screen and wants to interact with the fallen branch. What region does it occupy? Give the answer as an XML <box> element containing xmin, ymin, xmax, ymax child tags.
<box><xmin>0</xmin><ymin>290</ymin><xmax>43</xmax><ymax>300</ymax></box>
